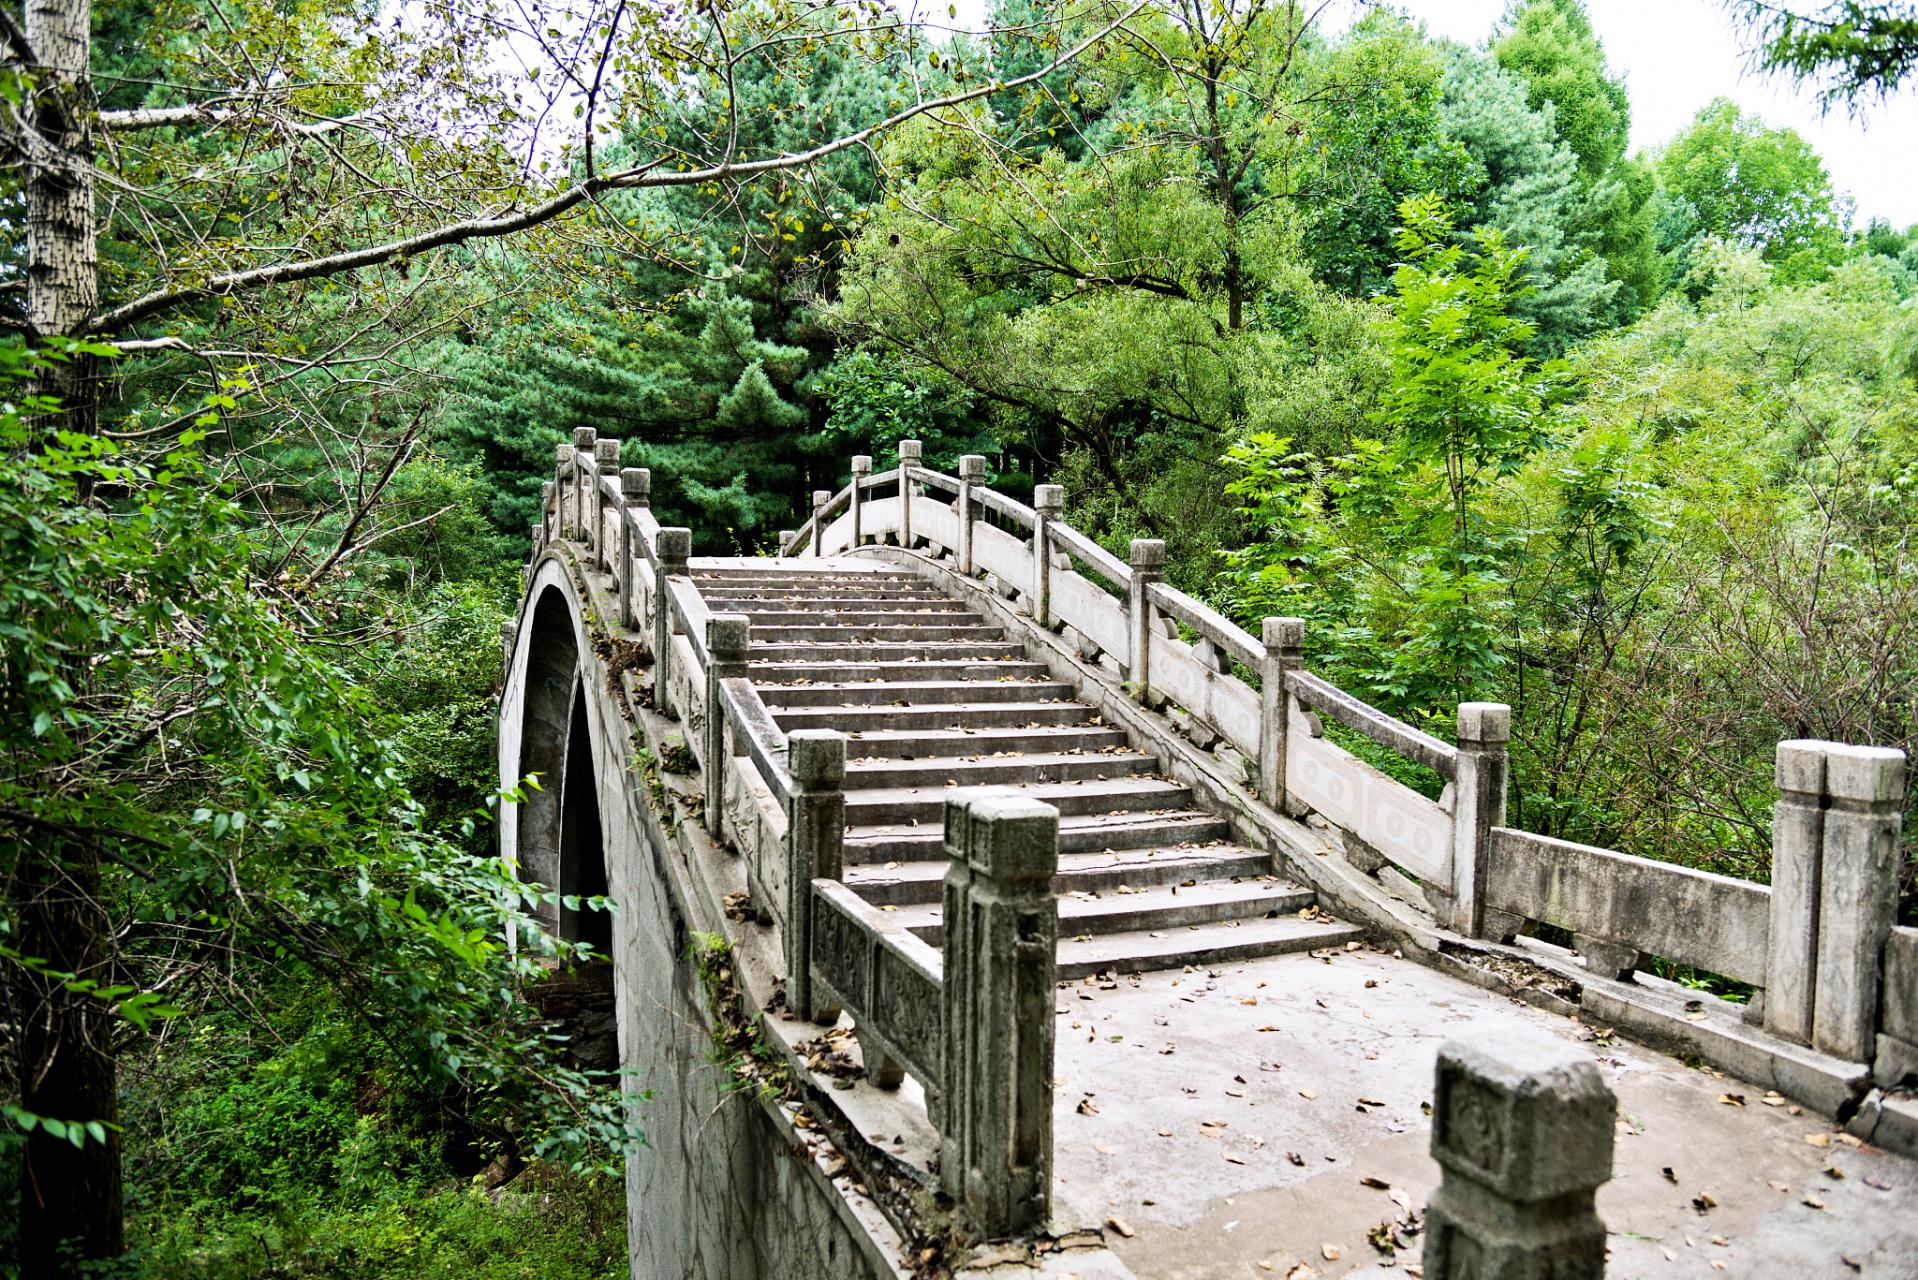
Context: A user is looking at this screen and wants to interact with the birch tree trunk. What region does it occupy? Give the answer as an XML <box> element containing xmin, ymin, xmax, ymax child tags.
<box><xmin>25</xmin><ymin>0</ymin><xmax>97</xmax><ymax>434</ymax></box>
<box><xmin>14</xmin><ymin>0</ymin><xmax>121</xmax><ymax>1269</ymax></box>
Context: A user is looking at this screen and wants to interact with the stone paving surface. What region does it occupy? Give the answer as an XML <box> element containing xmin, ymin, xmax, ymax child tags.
<box><xmin>1044</xmin><ymin>940</ymin><xmax>1918</xmax><ymax>1280</ymax></box>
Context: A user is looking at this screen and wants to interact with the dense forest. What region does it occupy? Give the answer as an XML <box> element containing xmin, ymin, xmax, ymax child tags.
<box><xmin>1</xmin><ymin>0</ymin><xmax>1915</xmax><ymax>1273</ymax></box>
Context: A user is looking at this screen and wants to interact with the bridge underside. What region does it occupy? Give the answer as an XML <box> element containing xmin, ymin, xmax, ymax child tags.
<box><xmin>499</xmin><ymin>461</ymin><xmax>1918</xmax><ymax>1279</ymax></box>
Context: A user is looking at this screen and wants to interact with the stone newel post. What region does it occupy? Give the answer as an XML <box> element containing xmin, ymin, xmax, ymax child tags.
<box><xmin>653</xmin><ymin>528</ymin><xmax>691</xmax><ymax>718</ymax></box>
<box><xmin>703</xmin><ymin>615</ymin><xmax>750</xmax><ymax>837</ymax></box>
<box><xmin>1032</xmin><ymin>484</ymin><xmax>1062</xmax><ymax>628</ymax></box>
<box><xmin>1766</xmin><ymin>740</ymin><xmax>1906</xmax><ymax>1060</ymax></box>
<box><xmin>618</xmin><ymin>467</ymin><xmax>649</xmax><ymax>629</ymax></box>
<box><xmin>570</xmin><ymin>427</ymin><xmax>596</xmax><ymax>543</ymax></box>
<box><xmin>1442</xmin><ymin>701</ymin><xmax>1512</xmax><ymax>941</ymax></box>
<box><xmin>1814</xmin><ymin>744</ymin><xmax>1905</xmax><ymax>1062</ymax></box>
<box><xmin>939</xmin><ymin>791</ymin><xmax>1058</xmax><ymax>1236</ymax></box>
<box><xmin>898</xmin><ymin>439</ymin><xmax>922</xmax><ymax>548</ymax></box>
<box><xmin>850</xmin><ymin>455</ymin><xmax>871</xmax><ymax>549</ymax></box>
<box><xmin>810</xmin><ymin>489</ymin><xmax>831</xmax><ymax>557</ymax></box>
<box><xmin>1258</xmin><ymin>617</ymin><xmax>1304</xmax><ymax>811</ymax></box>
<box><xmin>554</xmin><ymin>445</ymin><xmax>574</xmax><ymax>538</ymax></box>
<box><xmin>1768</xmin><ymin>740</ymin><xmax>1828</xmax><ymax>1044</ymax></box>
<box><xmin>785</xmin><ymin>729</ymin><xmax>847</xmax><ymax>1024</ymax></box>
<box><xmin>1424</xmin><ymin>1028</ymin><xmax>1614</xmax><ymax>1280</ymax></box>
<box><xmin>592</xmin><ymin>437</ymin><xmax>621</xmax><ymax>566</ymax></box>
<box><xmin>1126</xmin><ymin>539</ymin><xmax>1166</xmax><ymax>704</ymax></box>
<box><xmin>956</xmin><ymin>454</ymin><xmax>985</xmax><ymax>575</ymax></box>
<box><xmin>540</xmin><ymin>480</ymin><xmax>556</xmax><ymax>543</ymax></box>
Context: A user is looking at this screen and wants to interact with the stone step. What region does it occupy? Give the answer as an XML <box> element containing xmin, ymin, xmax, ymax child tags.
<box><xmin>722</xmin><ymin>609</ymin><xmax>982</xmax><ymax>628</ymax></box>
<box><xmin>754</xmin><ymin>660</ymin><xmax>1053</xmax><ymax>685</ymax></box>
<box><xmin>749</xmin><ymin>624</ymin><xmax>1005</xmax><ymax>644</ymax></box>
<box><xmin>749</xmin><ymin>643</ymin><xmax>1027</xmax><ymax>664</ymax></box>
<box><xmin>843</xmin><ymin>777</ymin><xmax>1191</xmax><ymax>824</ymax></box>
<box><xmin>840</xmin><ymin>726</ymin><xmax>1133</xmax><ymax>758</ymax></box>
<box><xmin>693</xmin><ymin>568</ymin><xmax>923</xmax><ymax>583</ymax></box>
<box><xmin>704</xmin><ymin>593</ymin><xmax>969</xmax><ymax>610</ymax></box>
<box><xmin>843</xmin><ymin>810</ymin><xmax>1230</xmax><ymax>863</ymax></box>
<box><xmin>889</xmin><ymin>878</ymin><xmax>1319</xmax><ymax>948</ymax></box>
<box><xmin>1054</xmin><ymin>914</ymin><xmax>1362</xmax><ymax>980</ymax></box>
<box><xmin>761</xmin><ymin>679</ymin><xmax>1077</xmax><ymax>708</ymax></box>
<box><xmin>774</xmin><ymin>701</ymin><xmax>1092</xmax><ymax>733</ymax></box>
<box><xmin>845</xmin><ymin>845</ymin><xmax>1276</xmax><ymax>906</ymax></box>
<box><xmin>842</xmin><ymin>748</ymin><xmax>1159</xmax><ymax>789</ymax></box>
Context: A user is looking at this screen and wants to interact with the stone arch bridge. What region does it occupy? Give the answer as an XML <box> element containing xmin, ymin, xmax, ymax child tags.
<box><xmin>499</xmin><ymin>436</ymin><xmax>1918</xmax><ymax>1280</ymax></box>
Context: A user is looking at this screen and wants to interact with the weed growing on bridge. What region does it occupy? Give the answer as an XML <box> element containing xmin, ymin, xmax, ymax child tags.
<box><xmin>690</xmin><ymin>933</ymin><xmax>796</xmax><ymax>1107</ymax></box>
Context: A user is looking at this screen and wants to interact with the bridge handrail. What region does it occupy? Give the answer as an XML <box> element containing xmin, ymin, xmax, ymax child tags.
<box><xmin>974</xmin><ymin>485</ymin><xmax>1036</xmax><ymax>528</ymax></box>
<box><xmin>1048</xmin><ymin>520</ymin><xmax>1131</xmax><ymax>588</ymax></box>
<box><xmin>906</xmin><ymin>465</ymin><xmax>961</xmax><ymax>497</ymax></box>
<box><xmin>666</xmin><ymin>575</ymin><xmax>712</xmax><ymax>674</ymax></box>
<box><xmin>719</xmin><ymin>676</ymin><xmax>793</xmax><ymax>804</ymax></box>
<box><xmin>1284</xmin><ymin>669</ymin><xmax>1459</xmax><ymax>781</ymax></box>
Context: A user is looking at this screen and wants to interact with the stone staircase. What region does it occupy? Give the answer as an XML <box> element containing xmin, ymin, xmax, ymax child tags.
<box><xmin>694</xmin><ymin>563</ymin><xmax>1360</xmax><ymax>978</ymax></box>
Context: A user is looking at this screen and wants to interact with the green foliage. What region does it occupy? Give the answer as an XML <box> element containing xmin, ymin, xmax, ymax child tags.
<box><xmin>1655</xmin><ymin>98</ymin><xmax>1849</xmax><ymax>280</ymax></box>
<box><xmin>1494</xmin><ymin>0</ymin><xmax>1631</xmax><ymax>183</ymax></box>
<box><xmin>0</xmin><ymin>339</ymin><xmax>639</xmax><ymax>1198</ymax></box>
<box><xmin>1730</xmin><ymin>0</ymin><xmax>1918</xmax><ymax>107</ymax></box>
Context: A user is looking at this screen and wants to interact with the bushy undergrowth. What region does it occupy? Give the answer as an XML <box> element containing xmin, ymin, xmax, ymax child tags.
<box><xmin>1</xmin><ymin>983</ymin><xmax>626</xmax><ymax>1280</ymax></box>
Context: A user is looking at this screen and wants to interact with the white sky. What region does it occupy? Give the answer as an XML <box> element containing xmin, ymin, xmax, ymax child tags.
<box><xmin>928</xmin><ymin>0</ymin><xmax>1918</xmax><ymax>227</ymax></box>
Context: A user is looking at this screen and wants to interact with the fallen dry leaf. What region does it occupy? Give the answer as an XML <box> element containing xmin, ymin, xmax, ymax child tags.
<box><xmin>1287</xmin><ymin>1151</ymin><xmax>1305</xmax><ymax>1166</ymax></box>
<box><xmin>1285</xmin><ymin>1264</ymin><xmax>1318</xmax><ymax>1280</ymax></box>
<box><xmin>1257</xmin><ymin>1024</ymin><xmax>1281</xmax><ymax>1032</ymax></box>
<box><xmin>1842</xmin><ymin>1255</ymin><xmax>1862</xmax><ymax>1271</ymax></box>
<box><xmin>1242</xmin><ymin>996</ymin><xmax>1258</xmax><ymax>1006</ymax></box>
<box><xmin>1692</xmin><ymin>1193</ymin><xmax>1717</xmax><ymax>1212</ymax></box>
<box><xmin>1321</xmin><ymin>1243</ymin><xmax>1341</xmax><ymax>1261</ymax></box>
<box><xmin>1687</xmin><ymin>1011</ymin><xmax>1710</xmax><ymax>1021</ymax></box>
<box><xmin>1226</xmin><ymin>1088</ymin><xmax>1246</xmax><ymax>1097</ymax></box>
<box><xmin>1662</xmin><ymin>1247</ymin><xmax>1678</xmax><ymax>1262</ymax></box>
<box><xmin>1836</xmin><ymin>1133</ymin><xmax>1866</xmax><ymax>1149</ymax></box>
<box><xmin>1865</xmin><ymin>1177</ymin><xmax>1893</xmax><ymax>1190</ymax></box>
<box><xmin>1225</xmin><ymin>1153</ymin><xmax>1247</xmax><ymax>1165</ymax></box>
<box><xmin>1076</xmin><ymin>1098</ymin><xmax>1099</xmax><ymax>1115</ymax></box>
<box><xmin>1718</xmin><ymin>1093</ymin><xmax>1746</xmax><ymax>1107</ymax></box>
<box><xmin>1662</xmin><ymin>1167</ymin><xmax>1678</xmax><ymax>1183</ymax></box>
<box><xmin>1157</xmin><ymin>1127</ymin><xmax>1172</xmax><ymax>1137</ymax></box>
<box><xmin>1095</xmin><ymin>1145</ymin><xmax>1114</xmax><ymax>1155</ymax></box>
<box><xmin>1389</xmin><ymin>1188</ymin><xmax>1414</xmax><ymax>1212</ymax></box>
<box><xmin>1802</xmin><ymin>1195</ymin><xmax>1827</xmax><ymax>1210</ymax></box>
<box><xmin>1360</xmin><ymin>1176</ymin><xmax>1392</xmax><ymax>1189</ymax></box>
<box><xmin>1299</xmin><ymin>1090</ymin><xmax>1317</xmax><ymax>1100</ymax></box>
<box><xmin>1768</xmin><ymin>1180</ymin><xmax>1790</xmax><ymax>1192</ymax></box>
<box><xmin>1805</xmin><ymin>1133</ymin><xmax>1831</xmax><ymax>1147</ymax></box>
<box><xmin>1358</xmin><ymin>1097</ymin><xmax>1387</xmax><ymax>1107</ymax></box>
<box><xmin>1106</xmin><ymin>1215</ymin><xmax>1135</xmax><ymax>1238</ymax></box>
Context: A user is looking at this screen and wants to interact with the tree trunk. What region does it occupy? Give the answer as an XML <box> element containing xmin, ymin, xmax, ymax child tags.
<box><xmin>25</xmin><ymin>0</ymin><xmax>99</xmax><ymax>437</ymax></box>
<box><xmin>14</xmin><ymin>838</ymin><xmax>125</xmax><ymax>1273</ymax></box>
<box><xmin>15</xmin><ymin>0</ymin><xmax>119</xmax><ymax>1269</ymax></box>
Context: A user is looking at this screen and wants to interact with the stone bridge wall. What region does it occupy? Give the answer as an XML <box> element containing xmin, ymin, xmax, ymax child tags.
<box><xmin>499</xmin><ymin>551</ymin><xmax>909</xmax><ymax>1280</ymax></box>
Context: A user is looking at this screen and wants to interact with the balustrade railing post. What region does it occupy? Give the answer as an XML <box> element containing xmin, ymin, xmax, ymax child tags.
<box><xmin>654</xmin><ymin>528</ymin><xmax>691</xmax><ymax>716</ymax></box>
<box><xmin>1424</xmin><ymin>1028</ymin><xmax>1614</xmax><ymax>1280</ymax></box>
<box><xmin>785</xmin><ymin>730</ymin><xmax>847</xmax><ymax>1023</ymax></box>
<box><xmin>704</xmin><ymin>615</ymin><xmax>750</xmax><ymax>837</ymax></box>
<box><xmin>570</xmin><ymin>428</ymin><xmax>596</xmax><ymax>543</ymax></box>
<box><xmin>898</xmin><ymin>439</ymin><xmax>922</xmax><ymax>548</ymax></box>
<box><xmin>940</xmin><ymin>791</ymin><xmax>1058</xmax><ymax>1237</ymax></box>
<box><xmin>778</xmin><ymin>531</ymin><xmax>796</xmax><ymax>558</ymax></box>
<box><xmin>1445</xmin><ymin>702</ymin><xmax>1511</xmax><ymax>940</ymax></box>
<box><xmin>1125</xmin><ymin>539</ymin><xmax>1165</xmax><ymax>704</ymax></box>
<box><xmin>619</xmin><ymin>467</ymin><xmax>649</xmax><ymax>630</ymax></box>
<box><xmin>956</xmin><ymin>454</ymin><xmax>985</xmax><ymax>575</ymax></box>
<box><xmin>1813</xmin><ymin>744</ymin><xmax>1905</xmax><ymax>1063</ymax></box>
<box><xmin>541</xmin><ymin>480</ymin><xmax>556</xmax><ymax>543</ymax></box>
<box><xmin>850</xmin><ymin>455</ymin><xmax>870</xmax><ymax>549</ymax></box>
<box><xmin>593</xmin><ymin>438</ymin><xmax>621</xmax><ymax>568</ymax></box>
<box><xmin>1032</xmin><ymin>485</ymin><xmax>1062</xmax><ymax>628</ymax></box>
<box><xmin>554</xmin><ymin>444</ymin><xmax>574</xmax><ymax>539</ymax></box>
<box><xmin>811</xmin><ymin>489</ymin><xmax>831</xmax><ymax>558</ymax></box>
<box><xmin>1767</xmin><ymin>740</ymin><xmax>1827</xmax><ymax>1043</ymax></box>
<box><xmin>1258</xmin><ymin>617</ymin><xmax>1304</xmax><ymax>810</ymax></box>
